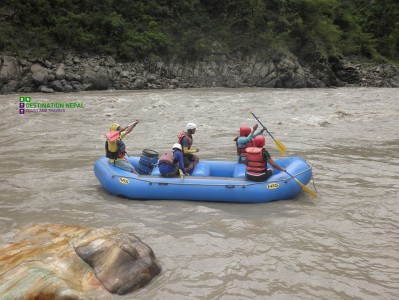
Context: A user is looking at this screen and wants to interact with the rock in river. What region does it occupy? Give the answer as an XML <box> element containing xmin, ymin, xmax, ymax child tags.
<box><xmin>0</xmin><ymin>224</ymin><xmax>161</xmax><ymax>299</ymax></box>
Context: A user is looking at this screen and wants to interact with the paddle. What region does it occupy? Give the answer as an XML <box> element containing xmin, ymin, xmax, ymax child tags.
<box><xmin>250</xmin><ymin>111</ymin><xmax>286</xmax><ymax>155</ymax></box>
<box><xmin>179</xmin><ymin>169</ymin><xmax>184</xmax><ymax>179</ymax></box>
<box><xmin>285</xmin><ymin>171</ymin><xmax>317</xmax><ymax>198</ymax></box>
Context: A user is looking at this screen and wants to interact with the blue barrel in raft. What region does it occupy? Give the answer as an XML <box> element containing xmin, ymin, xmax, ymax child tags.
<box><xmin>137</xmin><ymin>149</ymin><xmax>159</xmax><ymax>175</ymax></box>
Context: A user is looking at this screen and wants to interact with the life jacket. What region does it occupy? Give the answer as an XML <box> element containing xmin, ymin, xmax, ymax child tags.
<box><xmin>158</xmin><ymin>150</ymin><xmax>177</xmax><ymax>165</ymax></box>
<box><xmin>245</xmin><ymin>147</ymin><xmax>266</xmax><ymax>173</ymax></box>
<box><xmin>105</xmin><ymin>139</ymin><xmax>126</xmax><ymax>159</ymax></box>
<box><xmin>178</xmin><ymin>131</ymin><xmax>193</xmax><ymax>149</ymax></box>
<box><xmin>236</xmin><ymin>138</ymin><xmax>254</xmax><ymax>157</ymax></box>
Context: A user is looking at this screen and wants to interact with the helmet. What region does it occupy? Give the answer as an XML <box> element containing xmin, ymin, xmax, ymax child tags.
<box><xmin>186</xmin><ymin>122</ymin><xmax>197</xmax><ymax>130</ymax></box>
<box><xmin>239</xmin><ymin>126</ymin><xmax>251</xmax><ymax>137</ymax></box>
<box><xmin>110</xmin><ymin>123</ymin><xmax>121</xmax><ymax>131</ymax></box>
<box><xmin>253</xmin><ymin>135</ymin><xmax>265</xmax><ymax>147</ymax></box>
<box><xmin>172</xmin><ymin>143</ymin><xmax>182</xmax><ymax>151</ymax></box>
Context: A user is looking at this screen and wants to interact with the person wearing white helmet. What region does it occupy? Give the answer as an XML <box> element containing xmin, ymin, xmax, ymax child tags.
<box><xmin>105</xmin><ymin>120</ymin><xmax>139</xmax><ymax>173</ymax></box>
<box><xmin>177</xmin><ymin>122</ymin><xmax>200</xmax><ymax>171</ymax></box>
<box><xmin>158</xmin><ymin>143</ymin><xmax>188</xmax><ymax>177</ymax></box>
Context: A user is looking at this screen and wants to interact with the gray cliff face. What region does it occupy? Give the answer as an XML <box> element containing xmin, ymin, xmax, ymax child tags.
<box><xmin>1</xmin><ymin>52</ymin><xmax>398</xmax><ymax>94</ymax></box>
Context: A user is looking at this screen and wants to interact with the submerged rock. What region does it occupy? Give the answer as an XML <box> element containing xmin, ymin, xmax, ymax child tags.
<box><xmin>0</xmin><ymin>224</ymin><xmax>161</xmax><ymax>299</ymax></box>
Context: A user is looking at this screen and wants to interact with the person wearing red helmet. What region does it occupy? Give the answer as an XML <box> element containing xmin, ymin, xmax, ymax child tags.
<box><xmin>245</xmin><ymin>135</ymin><xmax>286</xmax><ymax>182</ymax></box>
<box><xmin>235</xmin><ymin>123</ymin><xmax>265</xmax><ymax>163</ymax></box>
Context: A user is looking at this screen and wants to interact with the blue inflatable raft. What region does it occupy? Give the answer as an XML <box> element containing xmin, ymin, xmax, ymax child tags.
<box><xmin>94</xmin><ymin>154</ymin><xmax>313</xmax><ymax>203</ymax></box>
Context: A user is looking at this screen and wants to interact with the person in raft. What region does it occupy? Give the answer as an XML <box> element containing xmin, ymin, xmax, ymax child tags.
<box><xmin>158</xmin><ymin>143</ymin><xmax>189</xmax><ymax>177</ymax></box>
<box><xmin>178</xmin><ymin>122</ymin><xmax>199</xmax><ymax>171</ymax></box>
<box><xmin>105</xmin><ymin>120</ymin><xmax>139</xmax><ymax>174</ymax></box>
<box><xmin>235</xmin><ymin>123</ymin><xmax>265</xmax><ymax>163</ymax></box>
<box><xmin>245</xmin><ymin>135</ymin><xmax>286</xmax><ymax>182</ymax></box>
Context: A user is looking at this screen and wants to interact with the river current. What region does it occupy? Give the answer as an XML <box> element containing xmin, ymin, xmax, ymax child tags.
<box><xmin>0</xmin><ymin>87</ymin><xmax>398</xmax><ymax>299</ymax></box>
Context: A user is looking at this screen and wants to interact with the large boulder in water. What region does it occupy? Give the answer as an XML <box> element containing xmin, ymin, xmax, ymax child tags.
<box><xmin>0</xmin><ymin>224</ymin><xmax>161</xmax><ymax>299</ymax></box>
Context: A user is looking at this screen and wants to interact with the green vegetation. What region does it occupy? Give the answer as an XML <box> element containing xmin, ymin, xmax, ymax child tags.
<box><xmin>0</xmin><ymin>0</ymin><xmax>398</xmax><ymax>62</ymax></box>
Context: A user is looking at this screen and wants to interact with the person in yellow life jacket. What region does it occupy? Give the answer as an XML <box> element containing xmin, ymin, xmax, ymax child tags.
<box><xmin>234</xmin><ymin>123</ymin><xmax>266</xmax><ymax>163</ymax></box>
<box><xmin>105</xmin><ymin>120</ymin><xmax>139</xmax><ymax>174</ymax></box>
<box><xmin>178</xmin><ymin>122</ymin><xmax>199</xmax><ymax>171</ymax></box>
<box><xmin>245</xmin><ymin>135</ymin><xmax>286</xmax><ymax>182</ymax></box>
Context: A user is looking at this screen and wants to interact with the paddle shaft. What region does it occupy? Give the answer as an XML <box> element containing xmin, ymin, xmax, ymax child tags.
<box><xmin>285</xmin><ymin>171</ymin><xmax>317</xmax><ymax>198</ymax></box>
<box><xmin>120</xmin><ymin>121</ymin><xmax>138</xmax><ymax>132</ymax></box>
<box><xmin>250</xmin><ymin>112</ymin><xmax>278</xmax><ymax>143</ymax></box>
<box><xmin>250</xmin><ymin>111</ymin><xmax>286</xmax><ymax>154</ymax></box>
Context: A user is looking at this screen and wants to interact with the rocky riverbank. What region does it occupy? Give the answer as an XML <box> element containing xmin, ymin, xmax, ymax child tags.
<box><xmin>1</xmin><ymin>52</ymin><xmax>398</xmax><ymax>94</ymax></box>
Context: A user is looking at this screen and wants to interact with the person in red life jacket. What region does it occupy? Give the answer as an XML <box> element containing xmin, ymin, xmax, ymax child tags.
<box><xmin>178</xmin><ymin>122</ymin><xmax>199</xmax><ymax>171</ymax></box>
<box><xmin>245</xmin><ymin>135</ymin><xmax>286</xmax><ymax>182</ymax></box>
<box><xmin>158</xmin><ymin>143</ymin><xmax>188</xmax><ymax>177</ymax></box>
<box><xmin>235</xmin><ymin>123</ymin><xmax>265</xmax><ymax>163</ymax></box>
<box><xmin>105</xmin><ymin>120</ymin><xmax>139</xmax><ymax>174</ymax></box>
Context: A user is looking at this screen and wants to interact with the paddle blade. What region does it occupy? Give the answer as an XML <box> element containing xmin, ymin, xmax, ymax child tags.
<box><xmin>106</xmin><ymin>130</ymin><xmax>120</xmax><ymax>142</ymax></box>
<box><xmin>274</xmin><ymin>139</ymin><xmax>287</xmax><ymax>155</ymax></box>
<box><xmin>293</xmin><ymin>177</ymin><xmax>317</xmax><ymax>198</ymax></box>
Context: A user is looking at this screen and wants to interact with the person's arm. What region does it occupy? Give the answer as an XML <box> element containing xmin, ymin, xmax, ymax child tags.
<box><xmin>183</xmin><ymin>148</ymin><xmax>199</xmax><ymax>154</ymax></box>
<box><xmin>267</xmin><ymin>157</ymin><xmax>286</xmax><ymax>172</ymax></box>
<box><xmin>123</xmin><ymin>120</ymin><xmax>139</xmax><ymax>135</ymax></box>
<box><xmin>246</xmin><ymin>124</ymin><xmax>259</xmax><ymax>141</ymax></box>
<box><xmin>263</xmin><ymin>149</ymin><xmax>285</xmax><ymax>172</ymax></box>
<box><xmin>253</xmin><ymin>129</ymin><xmax>265</xmax><ymax>137</ymax></box>
<box><xmin>176</xmin><ymin>151</ymin><xmax>188</xmax><ymax>175</ymax></box>
<box><xmin>182</xmin><ymin>137</ymin><xmax>199</xmax><ymax>154</ymax></box>
<box><xmin>238</xmin><ymin>132</ymin><xmax>254</xmax><ymax>145</ymax></box>
<box><xmin>253</xmin><ymin>122</ymin><xmax>267</xmax><ymax>137</ymax></box>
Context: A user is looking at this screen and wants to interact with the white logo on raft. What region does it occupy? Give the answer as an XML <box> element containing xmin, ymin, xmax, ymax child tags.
<box><xmin>266</xmin><ymin>183</ymin><xmax>279</xmax><ymax>190</ymax></box>
<box><xmin>119</xmin><ymin>178</ymin><xmax>129</xmax><ymax>184</ymax></box>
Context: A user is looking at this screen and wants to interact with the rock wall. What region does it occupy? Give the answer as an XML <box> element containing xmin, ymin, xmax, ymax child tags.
<box><xmin>1</xmin><ymin>52</ymin><xmax>398</xmax><ymax>94</ymax></box>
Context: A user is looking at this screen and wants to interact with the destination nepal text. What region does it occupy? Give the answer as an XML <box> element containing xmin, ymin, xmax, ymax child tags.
<box><xmin>25</xmin><ymin>102</ymin><xmax>84</xmax><ymax>108</ymax></box>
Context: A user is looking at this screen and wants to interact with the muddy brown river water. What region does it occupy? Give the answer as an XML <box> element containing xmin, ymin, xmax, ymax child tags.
<box><xmin>0</xmin><ymin>87</ymin><xmax>398</xmax><ymax>299</ymax></box>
